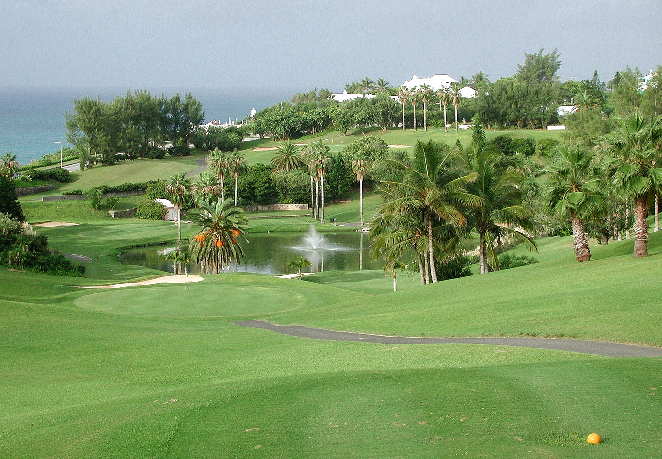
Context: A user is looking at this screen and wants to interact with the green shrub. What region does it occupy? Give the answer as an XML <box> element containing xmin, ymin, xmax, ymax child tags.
<box><xmin>63</xmin><ymin>189</ymin><xmax>84</xmax><ymax>195</ymax></box>
<box><xmin>498</xmin><ymin>253</ymin><xmax>539</xmax><ymax>270</ymax></box>
<box><xmin>86</xmin><ymin>189</ymin><xmax>119</xmax><ymax>210</ymax></box>
<box><xmin>0</xmin><ymin>212</ymin><xmax>23</xmax><ymax>251</ymax></box>
<box><xmin>169</xmin><ymin>145</ymin><xmax>191</xmax><ymax>156</ymax></box>
<box><xmin>145</xmin><ymin>147</ymin><xmax>166</xmax><ymax>159</ymax></box>
<box><xmin>273</xmin><ymin>170</ymin><xmax>309</xmax><ymax>204</ymax></box>
<box><xmin>30</xmin><ymin>167</ymin><xmax>73</xmax><ymax>183</ymax></box>
<box><xmin>136</xmin><ymin>197</ymin><xmax>166</xmax><ymax>220</ymax></box>
<box><xmin>1</xmin><ymin>232</ymin><xmax>84</xmax><ymax>276</ymax></box>
<box><xmin>511</xmin><ymin>137</ymin><xmax>536</xmax><ymax>156</ymax></box>
<box><xmin>238</xmin><ymin>164</ymin><xmax>277</xmax><ymax>205</ymax></box>
<box><xmin>145</xmin><ymin>180</ymin><xmax>167</xmax><ymax>199</ymax></box>
<box><xmin>535</xmin><ymin>138</ymin><xmax>560</xmax><ymax>157</ymax></box>
<box><xmin>0</xmin><ymin>176</ymin><xmax>24</xmax><ymax>221</ymax></box>
<box><xmin>435</xmin><ymin>255</ymin><xmax>473</xmax><ymax>281</ymax></box>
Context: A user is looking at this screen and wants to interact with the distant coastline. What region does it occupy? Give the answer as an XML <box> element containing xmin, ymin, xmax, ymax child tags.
<box><xmin>0</xmin><ymin>87</ymin><xmax>290</xmax><ymax>164</ymax></box>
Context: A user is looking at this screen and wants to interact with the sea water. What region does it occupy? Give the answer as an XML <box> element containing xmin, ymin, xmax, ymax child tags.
<box><xmin>0</xmin><ymin>87</ymin><xmax>290</xmax><ymax>165</ymax></box>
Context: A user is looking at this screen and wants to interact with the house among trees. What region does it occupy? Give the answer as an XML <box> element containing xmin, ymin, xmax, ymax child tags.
<box><xmin>401</xmin><ymin>73</ymin><xmax>477</xmax><ymax>98</ymax></box>
<box><xmin>331</xmin><ymin>90</ymin><xmax>376</xmax><ymax>102</ymax></box>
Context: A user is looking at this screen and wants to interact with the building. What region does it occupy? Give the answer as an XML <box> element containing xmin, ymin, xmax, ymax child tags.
<box><xmin>557</xmin><ymin>105</ymin><xmax>578</xmax><ymax>117</ymax></box>
<box><xmin>402</xmin><ymin>74</ymin><xmax>457</xmax><ymax>91</ymax></box>
<box><xmin>154</xmin><ymin>199</ymin><xmax>178</xmax><ymax>221</ymax></box>
<box><xmin>459</xmin><ymin>86</ymin><xmax>477</xmax><ymax>98</ymax></box>
<box><xmin>331</xmin><ymin>90</ymin><xmax>375</xmax><ymax>102</ymax></box>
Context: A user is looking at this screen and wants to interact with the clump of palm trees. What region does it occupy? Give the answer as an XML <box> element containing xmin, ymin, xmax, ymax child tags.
<box><xmin>208</xmin><ymin>149</ymin><xmax>246</xmax><ymax>204</ymax></box>
<box><xmin>396</xmin><ymin>85</ymin><xmax>462</xmax><ymax>131</ymax></box>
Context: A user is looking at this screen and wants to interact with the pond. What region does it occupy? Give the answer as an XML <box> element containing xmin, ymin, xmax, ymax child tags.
<box><xmin>119</xmin><ymin>227</ymin><xmax>379</xmax><ymax>275</ymax></box>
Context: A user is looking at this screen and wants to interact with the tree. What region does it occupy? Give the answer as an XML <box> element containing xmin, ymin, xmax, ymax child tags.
<box><xmin>375</xmin><ymin>140</ymin><xmax>479</xmax><ymax>283</ymax></box>
<box><xmin>449</xmin><ymin>83</ymin><xmax>462</xmax><ymax>131</ymax></box>
<box><xmin>192</xmin><ymin>171</ymin><xmax>222</xmax><ymax>206</ymax></box>
<box><xmin>0</xmin><ymin>175</ymin><xmax>24</xmax><ymax>221</ymax></box>
<box><xmin>397</xmin><ymin>87</ymin><xmax>410</xmax><ymax>130</ymax></box>
<box><xmin>165</xmin><ymin>173</ymin><xmax>191</xmax><ymax>243</ymax></box>
<box><xmin>418</xmin><ymin>85</ymin><xmax>434</xmax><ymax>131</ymax></box>
<box><xmin>229</xmin><ymin>151</ymin><xmax>247</xmax><ymax>206</ymax></box>
<box><xmin>375</xmin><ymin>78</ymin><xmax>391</xmax><ymax>93</ymax></box>
<box><xmin>351</xmin><ymin>155</ymin><xmax>371</xmax><ymax>226</ymax></box>
<box><xmin>437</xmin><ymin>88</ymin><xmax>451</xmax><ymax>132</ymax></box>
<box><xmin>208</xmin><ymin>149</ymin><xmax>233</xmax><ymax>202</ymax></box>
<box><xmin>516</xmin><ymin>48</ymin><xmax>561</xmax><ymax>84</ymax></box>
<box><xmin>271</xmin><ymin>141</ymin><xmax>303</xmax><ymax>172</ymax></box>
<box><xmin>460</xmin><ymin>122</ymin><xmax>536</xmax><ymax>273</ymax></box>
<box><xmin>609</xmin><ymin>68</ymin><xmax>643</xmax><ymax>116</ymax></box>
<box><xmin>546</xmin><ymin>145</ymin><xmax>603</xmax><ymax>262</ymax></box>
<box><xmin>287</xmin><ymin>256</ymin><xmax>311</xmax><ymax>279</ymax></box>
<box><xmin>190</xmin><ymin>199</ymin><xmax>247</xmax><ymax>274</ymax></box>
<box><xmin>603</xmin><ymin>114</ymin><xmax>662</xmax><ymax>257</ymax></box>
<box><xmin>0</xmin><ymin>153</ymin><xmax>19</xmax><ymax>178</ymax></box>
<box><xmin>308</xmin><ymin>140</ymin><xmax>331</xmax><ymax>223</ymax></box>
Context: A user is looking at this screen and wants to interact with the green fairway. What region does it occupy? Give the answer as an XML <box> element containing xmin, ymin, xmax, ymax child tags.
<box><xmin>4</xmin><ymin>171</ymin><xmax>662</xmax><ymax>457</ymax></box>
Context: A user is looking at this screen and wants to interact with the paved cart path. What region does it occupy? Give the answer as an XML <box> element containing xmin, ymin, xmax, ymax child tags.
<box><xmin>236</xmin><ymin>320</ymin><xmax>662</xmax><ymax>358</ymax></box>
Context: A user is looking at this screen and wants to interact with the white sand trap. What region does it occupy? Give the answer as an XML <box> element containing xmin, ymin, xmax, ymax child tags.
<box><xmin>252</xmin><ymin>147</ymin><xmax>278</xmax><ymax>152</ymax></box>
<box><xmin>276</xmin><ymin>273</ymin><xmax>315</xmax><ymax>279</ymax></box>
<box><xmin>388</xmin><ymin>144</ymin><xmax>412</xmax><ymax>148</ymax></box>
<box><xmin>81</xmin><ymin>275</ymin><xmax>204</xmax><ymax>289</ymax></box>
<box><xmin>34</xmin><ymin>221</ymin><xmax>80</xmax><ymax>228</ymax></box>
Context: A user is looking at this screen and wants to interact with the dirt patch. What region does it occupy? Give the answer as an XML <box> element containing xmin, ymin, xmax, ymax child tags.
<box><xmin>388</xmin><ymin>144</ymin><xmax>412</xmax><ymax>148</ymax></box>
<box><xmin>33</xmin><ymin>221</ymin><xmax>80</xmax><ymax>228</ymax></box>
<box><xmin>252</xmin><ymin>147</ymin><xmax>278</xmax><ymax>152</ymax></box>
<box><xmin>81</xmin><ymin>275</ymin><xmax>204</xmax><ymax>289</ymax></box>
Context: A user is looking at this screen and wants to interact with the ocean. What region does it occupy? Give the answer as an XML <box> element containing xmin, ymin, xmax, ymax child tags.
<box><xmin>0</xmin><ymin>87</ymin><xmax>291</xmax><ymax>165</ymax></box>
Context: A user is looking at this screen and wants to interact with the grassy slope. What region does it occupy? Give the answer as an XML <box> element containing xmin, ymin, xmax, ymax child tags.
<box><xmin>30</xmin><ymin>128</ymin><xmax>560</xmax><ymax>193</ymax></box>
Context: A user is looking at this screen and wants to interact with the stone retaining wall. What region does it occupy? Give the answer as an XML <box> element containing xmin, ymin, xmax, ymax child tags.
<box><xmin>108</xmin><ymin>208</ymin><xmax>137</xmax><ymax>218</ymax></box>
<box><xmin>16</xmin><ymin>185</ymin><xmax>55</xmax><ymax>196</ymax></box>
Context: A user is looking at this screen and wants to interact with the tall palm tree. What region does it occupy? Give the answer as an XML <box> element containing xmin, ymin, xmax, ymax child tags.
<box><xmin>351</xmin><ymin>155</ymin><xmax>372</xmax><ymax>225</ymax></box>
<box><xmin>546</xmin><ymin>145</ymin><xmax>603</xmax><ymax>262</ymax></box>
<box><xmin>376</xmin><ymin>141</ymin><xmax>479</xmax><ymax>283</ymax></box>
<box><xmin>411</xmin><ymin>89</ymin><xmax>419</xmax><ymax>130</ymax></box>
<box><xmin>190</xmin><ymin>199</ymin><xmax>247</xmax><ymax>274</ymax></box>
<box><xmin>359</xmin><ymin>77</ymin><xmax>375</xmax><ymax>95</ymax></box>
<box><xmin>309</xmin><ymin>140</ymin><xmax>331</xmax><ymax>223</ymax></box>
<box><xmin>208</xmin><ymin>149</ymin><xmax>232</xmax><ymax>202</ymax></box>
<box><xmin>0</xmin><ymin>153</ymin><xmax>19</xmax><ymax>178</ymax></box>
<box><xmin>229</xmin><ymin>151</ymin><xmax>246</xmax><ymax>206</ymax></box>
<box><xmin>192</xmin><ymin>171</ymin><xmax>222</xmax><ymax>206</ymax></box>
<box><xmin>165</xmin><ymin>173</ymin><xmax>191</xmax><ymax>244</ymax></box>
<box><xmin>375</xmin><ymin>78</ymin><xmax>390</xmax><ymax>94</ymax></box>
<box><xmin>397</xmin><ymin>87</ymin><xmax>410</xmax><ymax>130</ymax></box>
<box><xmin>437</xmin><ymin>88</ymin><xmax>451</xmax><ymax>132</ymax></box>
<box><xmin>271</xmin><ymin>141</ymin><xmax>303</xmax><ymax>172</ymax></box>
<box><xmin>449</xmin><ymin>83</ymin><xmax>462</xmax><ymax>132</ymax></box>
<box><xmin>419</xmin><ymin>85</ymin><xmax>433</xmax><ymax>132</ymax></box>
<box><xmin>459</xmin><ymin>123</ymin><xmax>536</xmax><ymax>273</ymax></box>
<box><xmin>603</xmin><ymin>113</ymin><xmax>662</xmax><ymax>257</ymax></box>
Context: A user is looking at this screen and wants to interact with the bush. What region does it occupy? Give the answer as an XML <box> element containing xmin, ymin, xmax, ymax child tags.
<box><xmin>238</xmin><ymin>164</ymin><xmax>277</xmax><ymax>205</ymax></box>
<box><xmin>145</xmin><ymin>180</ymin><xmax>167</xmax><ymax>199</ymax></box>
<box><xmin>0</xmin><ymin>212</ymin><xmax>23</xmax><ymax>251</ymax></box>
<box><xmin>169</xmin><ymin>145</ymin><xmax>191</xmax><ymax>157</ymax></box>
<box><xmin>435</xmin><ymin>255</ymin><xmax>473</xmax><ymax>281</ymax></box>
<box><xmin>488</xmin><ymin>135</ymin><xmax>515</xmax><ymax>156</ymax></box>
<box><xmin>1</xmin><ymin>231</ymin><xmax>84</xmax><ymax>276</ymax></box>
<box><xmin>86</xmin><ymin>189</ymin><xmax>119</xmax><ymax>210</ymax></box>
<box><xmin>145</xmin><ymin>147</ymin><xmax>166</xmax><ymax>159</ymax></box>
<box><xmin>273</xmin><ymin>170</ymin><xmax>309</xmax><ymax>204</ymax></box>
<box><xmin>63</xmin><ymin>189</ymin><xmax>84</xmax><ymax>195</ymax></box>
<box><xmin>0</xmin><ymin>175</ymin><xmax>24</xmax><ymax>221</ymax></box>
<box><xmin>136</xmin><ymin>196</ymin><xmax>166</xmax><ymax>220</ymax></box>
<box><xmin>511</xmin><ymin>137</ymin><xmax>536</xmax><ymax>156</ymax></box>
<box><xmin>324</xmin><ymin>154</ymin><xmax>354</xmax><ymax>201</ymax></box>
<box><xmin>498</xmin><ymin>253</ymin><xmax>538</xmax><ymax>270</ymax></box>
<box><xmin>30</xmin><ymin>167</ymin><xmax>73</xmax><ymax>183</ymax></box>
<box><xmin>535</xmin><ymin>138</ymin><xmax>560</xmax><ymax>157</ymax></box>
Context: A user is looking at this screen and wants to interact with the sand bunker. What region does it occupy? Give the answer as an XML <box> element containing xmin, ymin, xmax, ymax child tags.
<box><xmin>81</xmin><ymin>275</ymin><xmax>204</xmax><ymax>289</ymax></box>
<box><xmin>388</xmin><ymin>144</ymin><xmax>412</xmax><ymax>148</ymax></box>
<box><xmin>252</xmin><ymin>147</ymin><xmax>278</xmax><ymax>152</ymax></box>
<box><xmin>276</xmin><ymin>273</ymin><xmax>315</xmax><ymax>279</ymax></box>
<box><xmin>34</xmin><ymin>221</ymin><xmax>80</xmax><ymax>228</ymax></box>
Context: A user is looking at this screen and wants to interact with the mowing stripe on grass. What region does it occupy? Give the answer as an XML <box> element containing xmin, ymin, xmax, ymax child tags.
<box><xmin>236</xmin><ymin>320</ymin><xmax>662</xmax><ymax>357</ymax></box>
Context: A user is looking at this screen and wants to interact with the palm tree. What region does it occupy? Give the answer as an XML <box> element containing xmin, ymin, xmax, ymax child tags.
<box><xmin>397</xmin><ymin>87</ymin><xmax>410</xmax><ymax>130</ymax></box>
<box><xmin>376</xmin><ymin>141</ymin><xmax>479</xmax><ymax>283</ymax></box>
<box><xmin>370</xmin><ymin>218</ymin><xmax>410</xmax><ymax>291</ymax></box>
<box><xmin>164</xmin><ymin>245</ymin><xmax>191</xmax><ymax>275</ymax></box>
<box><xmin>271</xmin><ymin>142</ymin><xmax>303</xmax><ymax>172</ymax></box>
<box><xmin>190</xmin><ymin>199</ymin><xmax>247</xmax><ymax>274</ymax></box>
<box><xmin>419</xmin><ymin>85</ymin><xmax>433</xmax><ymax>132</ymax></box>
<box><xmin>459</xmin><ymin>123</ymin><xmax>536</xmax><ymax>273</ymax></box>
<box><xmin>375</xmin><ymin>78</ymin><xmax>390</xmax><ymax>93</ymax></box>
<box><xmin>546</xmin><ymin>145</ymin><xmax>603</xmax><ymax>262</ymax></box>
<box><xmin>229</xmin><ymin>151</ymin><xmax>246</xmax><ymax>206</ymax></box>
<box><xmin>411</xmin><ymin>89</ymin><xmax>419</xmax><ymax>130</ymax></box>
<box><xmin>449</xmin><ymin>83</ymin><xmax>462</xmax><ymax>132</ymax></box>
<box><xmin>208</xmin><ymin>149</ymin><xmax>233</xmax><ymax>202</ymax></box>
<box><xmin>288</xmin><ymin>256</ymin><xmax>311</xmax><ymax>279</ymax></box>
<box><xmin>0</xmin><ymin>153</ymin><xmax>19</xmax><ymax>178</ymax></box>
<box><xmin>604</xmin><ymin>114</ymin><xmax>662</xmax><ymax>257</ymax></box>
<box><xmin>192</xmin><ymin>171</ymin><xmax>222</xmax><ymax>206</ymax></box>
<box><xmin>359</xmin><ymin>77</ymin><xmax>375</xmax><ymax>95</ymax></box>
<box><xmin>351</xmin><ymin>154</ymin><xmax>372</xmax><ymax>225</ymax></box>
<box><xmin>165</xmin><ymin>173</ymin><xmax>191</xmax><ymax>244</ymax></box>
<box><xmin>437</xmin><ymin>88</ymin><xmax>451</xmax><ymax>132</ymax></box>
<box><xmin>309</xmin><ymin>140</ymin><xmax>331</xmax><ymax>223</ymax></box>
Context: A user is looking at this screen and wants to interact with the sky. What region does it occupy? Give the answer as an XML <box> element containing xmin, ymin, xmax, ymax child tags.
<box><xmin>1</xmin><ymin>0</ymin><xmax>661</xmax><ymax>92</ymax></box>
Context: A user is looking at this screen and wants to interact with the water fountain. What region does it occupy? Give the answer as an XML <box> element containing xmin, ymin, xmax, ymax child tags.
<box><xmin>292</xmin><ymin>226</ymin><xmax>355</xmax><ymax>272</ymax></box>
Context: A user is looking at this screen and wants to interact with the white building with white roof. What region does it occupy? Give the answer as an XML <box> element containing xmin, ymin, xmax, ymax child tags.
<box><xmin>331</xmin><ymin>90</ymin><xmax>375</xmax><ymax>102</ymax></box>
<box><xmin>402</xmin><ymin>74</ymin><xmax>457</xmax><ymax>91</ymax></box>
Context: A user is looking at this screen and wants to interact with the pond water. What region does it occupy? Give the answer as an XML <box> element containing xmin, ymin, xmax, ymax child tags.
<box><xmin>120</xmin><ymin>227</ymin><xmax>379</xmax><ymax>275</ymax></box>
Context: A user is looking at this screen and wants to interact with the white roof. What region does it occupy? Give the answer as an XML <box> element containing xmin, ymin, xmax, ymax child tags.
<box><xmin>459</xmin><ymin>86</ymin><xmax>477</xmax><ymax>98</ymax></box>
<box><xmin>154</xmin><ymin>198</ymin><xmax>175</xmax><ymax>208</ymax></box>
<box><xmin>402</xmin><ymin>74</ymin><xmax>457</xmax><ymax>91</ymax></box>
<box><xmin>557</xmin><ymin>105</ymin><xmax>578</xmax><ymax>117</ymax></box>
<box><xmin>331</xmin><ymin>90</ymin><xmax>375</xmax><ymax>102</ymax></box>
